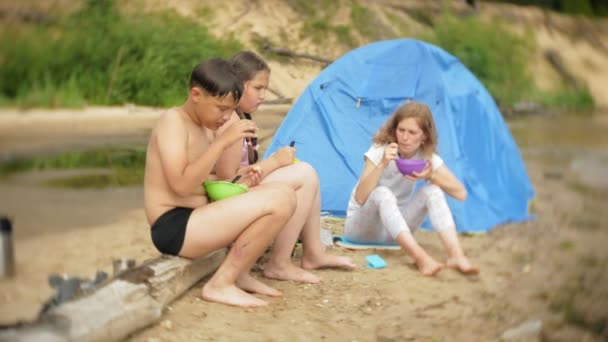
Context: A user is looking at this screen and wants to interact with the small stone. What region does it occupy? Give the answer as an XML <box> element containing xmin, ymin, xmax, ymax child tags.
<box><xmin>161</xmin><ymin>320</ymin><xmax>173</xmax><ymax>330</ymax></box>
<box><xmin>522</xmin><ymin>264</ymin><xmax>531</xmax><ymax>273</ymax></box>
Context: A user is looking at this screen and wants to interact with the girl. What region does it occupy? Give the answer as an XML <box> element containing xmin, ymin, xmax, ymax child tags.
<box><xmin>345</xmin><ymin>102</ymin><xmax>478</xmax><ymax>276</ymax></box>
<box><xmin>215</xmin><ymin>51</ymin><xmax>355</xmax><ymax>284</ymax></box>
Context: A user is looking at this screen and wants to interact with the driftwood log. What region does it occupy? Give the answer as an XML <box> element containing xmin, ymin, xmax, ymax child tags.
<box><xmin>0</xmin><ymin>249</ymin><xmax>227</xmax><ymax>342</ymax></box>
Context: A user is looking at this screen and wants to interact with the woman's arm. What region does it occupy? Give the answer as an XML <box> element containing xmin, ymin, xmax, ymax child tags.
<box><xmin>354</xmin><ymin>143</ymin><xmax>397</xmax><ymax>205</ymax></box>
<box><xmin>353</xmin><ymin>158</ymin><xmax>386</xmax><ymax>205</ymax></box>
<box><xmin>427</xmin><ymin>165</ymin><xmax>467</xmax><ymax>201</ymax></box>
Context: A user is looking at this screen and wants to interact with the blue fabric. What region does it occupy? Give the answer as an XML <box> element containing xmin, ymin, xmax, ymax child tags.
<box><xmin>365</xmin><ymin>254</ymin><xmax>387</xmax><ymax>269</ymax></box>
<box><xmin>264</xmin><ymin>39</ymin><xmax>534</xmax><ymax>233</ymax></box>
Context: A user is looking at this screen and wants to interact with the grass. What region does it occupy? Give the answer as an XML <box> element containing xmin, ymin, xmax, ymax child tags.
<box><xmin>350</xmin><ymin>4</ymin><xmax>384</xmax><ymax>41</ymax></box>
<box><xmin>418</xmin><ymin>13</ymin><xmax>595</xmax><ymax>109</ymax></box>
<box><xmin>0</xmin><ymin>147</ymin><xmax>146</xmax><ymax>188</ymax></box>
<box><xmin>422</xmin><ymin>14</ymin><xmax>534</xmax><ymax>107</ymax></box>
<box><xmin>0</xmin><ymin>0</ymin><xmax>242</xmax><ymax>108</ymax></box>
<box><xmin>0</xmin><ymin>0</ymin><xmax>596</xmax><ymax>111</ymax></box>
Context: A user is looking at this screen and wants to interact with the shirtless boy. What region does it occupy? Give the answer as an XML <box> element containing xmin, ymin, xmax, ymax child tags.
<box><xmin>144</xmin><ymin>58</ymin><xmax>296</xmax><ymax>308</ymax></box>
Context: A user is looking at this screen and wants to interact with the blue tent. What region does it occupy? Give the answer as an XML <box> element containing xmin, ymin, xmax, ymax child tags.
<box><xmin>264</xmin><ymin>39</ymin><xmax>534</xmax><ymax>233</ymax></box>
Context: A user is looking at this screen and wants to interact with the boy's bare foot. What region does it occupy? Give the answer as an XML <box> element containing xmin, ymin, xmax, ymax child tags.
<box><xmin>301</xmin><ymin>254</ymin><xmax>357</xmax><ymax>270</ymax></box>
<box><xmin>236</xmin><ymin>272</ymin><xmax>282</xmax><ymax>297</ymax></box>
<box><xmin>415</xmin><ymin>256</ymin><xmax>444</xmax><ymax>276</ymax></box>
<box><xmin>446</xmin><ymin>257</ymin><xmax>479</xmax><ymax>275</ymax></box>
<box><xmin>201</xmin><ymin>282</ymin><xmax>268</xmax><ymax>308</ymax></box>
<box><xmin>263</xmin><ymin>261</ymin><xmax>321</xmax><ymax>284</ymax></box>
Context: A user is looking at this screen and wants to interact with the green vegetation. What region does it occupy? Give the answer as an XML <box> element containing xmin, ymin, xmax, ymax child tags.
<box><xmin>0</xmin><ymin>0</ymin><xmax>597</xmax><ymax>110</ymax></box>
<box><xmin>0</xmin><ymin>147</ymin><xmax>146</xmax><ymax>188</ymax></box>
<box><xmin>488</xmin><ymin>0</ymin><xmax>608</xmax><ymax>17</ymax></box>
<box><xmin>424</xmin><ymin>14</ymin><xmax>534</xmax><ymax>107</ymax></box>
<box><xmin>0</xmin><ymin>0</ymin><xmax>242</xmax><ymax>108</ymax></box>
<box><xmin>350</xmin><ymin>5</ymin><xmax>383</xmax><ymax>41</ymax></box>
<box><xmin>421</xmin><ymin>14</ymin><xmax>594</xmax><ymax>108</ymax></box>
<box><xmin>284</xmin><ymin>0</ymin><xmax>357</xmax><ymax>48</ymax></box>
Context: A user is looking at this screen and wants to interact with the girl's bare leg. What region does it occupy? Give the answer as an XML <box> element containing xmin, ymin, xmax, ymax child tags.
<box><xmin>261</xmin><ymin>163</ymin><xmax>355</xmax><ymax>284</ymax></box>
<box><xmin>299</xmin><ymin>186</ymin><xmax>356</xmax><ymax>271</ymax></box>
<box><xmin>179</xmin><ymin>183</ymin><xmax>296</xmax><ymax>307</ymax></box>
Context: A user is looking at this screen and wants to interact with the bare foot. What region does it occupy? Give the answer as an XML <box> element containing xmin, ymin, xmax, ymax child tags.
<box><xmin>236</xmin><ymin>272</ymin><xmax>282</xmax><ymax>297</ymax></box>
<box><xmin>201</xmin><ymin>282</ymin><xmax>268</xmax><ymax>308</ymax></box>
<box><xmin>263</xmin><ymin>261</ymin><xmax>321</xmax><ymax>284</ymax></box>
<box><xmin>446</xmin><ymin>256</ymin><xmax>479</xmax><ymax>275</ymax></box>
<box><xmin>301</xmin><ymin>253</ymin><xmax>356</xmax><ymax>271</ymax></box>
<box><xmin>415</xmin><ymin>256</ymin><xmax>444</xmax><ymax>276</ymax></box>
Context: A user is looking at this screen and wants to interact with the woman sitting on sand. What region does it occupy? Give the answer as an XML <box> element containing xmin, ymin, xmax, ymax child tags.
<box><xmin>344</xmin><ymin>101</ymin><xmax>478</xmax><ymax>276</ymax></box>
<box><xmin>214</xmin><ymin>51</ymin><xmax>355</xmax><ymax>284</ymax></box>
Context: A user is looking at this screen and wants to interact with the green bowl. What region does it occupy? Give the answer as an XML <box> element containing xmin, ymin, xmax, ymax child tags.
<box><xmin>203</xmin><ymin>181</ymin><xmax>248</xmax><ymax>201</ymax></box>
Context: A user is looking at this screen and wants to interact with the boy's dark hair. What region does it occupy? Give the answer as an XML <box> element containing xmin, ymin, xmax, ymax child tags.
<box><xmin>189</xmin><ymin>58</ymin><xmax>243</xmax><ymax>102</ymax></box>
<box><xmin>229</xmin><ymin>51</ymin><xmax>270</xmax><ymax>83</ymax></box>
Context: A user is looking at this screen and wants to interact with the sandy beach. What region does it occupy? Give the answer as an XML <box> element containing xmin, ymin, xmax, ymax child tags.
<box><xmin>0</xmin><ymin>106</ymin><xmax>607</xmax><ymax>341</ymax></box>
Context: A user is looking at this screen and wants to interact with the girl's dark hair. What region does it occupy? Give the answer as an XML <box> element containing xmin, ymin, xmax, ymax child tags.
<box><xmin>229</xmin><ymin>51</ymin><xmax>270</xmax><ymax>164</ymax></box>
<box><xmin>229</xmin><ymin>51</ymin><xmax>270</xmax><ymax>82</ymax></box>
<box><xmin>189</xmin><ymin>58</ymin><xmax>243</xmax><ymax>102</ymax></box>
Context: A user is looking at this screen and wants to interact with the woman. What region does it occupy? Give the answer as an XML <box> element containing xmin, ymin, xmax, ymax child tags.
<box><xmin>215</xmin><ymin>51</ymin><xmax>355</xmax><ymax>284</ymax></box>
<box><xmin>345</xmin><ymin>102</ymin><xmax>478</xmax><ymax>276</ymax></box>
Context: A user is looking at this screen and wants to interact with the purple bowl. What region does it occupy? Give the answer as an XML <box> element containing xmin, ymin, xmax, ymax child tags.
<box><xmin>395</xmin><ymin>158</ymin><xmax>428</xmax><ymax>176</ymax></box>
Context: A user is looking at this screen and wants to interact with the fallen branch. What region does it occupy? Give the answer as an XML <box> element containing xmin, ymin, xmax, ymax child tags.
<box><xmin>262</xmin><ymin>98</ymin><xmax>293</xmax><ymax>105</ymax></box>
<box><xmin>0</xmin><ymin>249</ymin><xmax>226</xmax><ymax>342</ymax></box>
<box><xmin>263</xmin><ymin>42</ymin><xmax>334</xmax><ymax>65</ymax></box>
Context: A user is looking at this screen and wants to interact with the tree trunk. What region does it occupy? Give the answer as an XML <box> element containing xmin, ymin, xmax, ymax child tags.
<box><xmin>0</xmin><ymin>249</ymin><xmax>227</xmax><ymax>342</ymax></box>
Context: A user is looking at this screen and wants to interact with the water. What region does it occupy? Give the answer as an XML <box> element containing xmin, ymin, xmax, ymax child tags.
<box><xmin>508</xmin><ymin>110</ymin><xmax>608</xmax><ymax>189</ymax></box>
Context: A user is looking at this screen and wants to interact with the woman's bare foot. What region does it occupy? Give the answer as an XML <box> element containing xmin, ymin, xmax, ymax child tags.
<box><xmin>236</xmin><ymin>272</ymin><xmax>282</xmax><ymax>297</ymax></box>
<box><xmin>415</xmin><ymin>255</ymin><xmax>444</xmax><ymax>276</ymax></box>
<box><xmin>446</xmin><ymin>256</ymin><xmax>479</xmax><ymax>275</ymax></box>
<box><xmin>201</xmin><ymin>282</ymin><xmax>268</xmax><ymax>308</ymax></box>
<box><xmin>301</xmin><ymin>253</ymin><xmax>357</xmax><ymax>271</ymax></box>
<box><xmin>263</xmin><ymin>260</ymin><xmax>321</xmax><ymax>284</ymax></box>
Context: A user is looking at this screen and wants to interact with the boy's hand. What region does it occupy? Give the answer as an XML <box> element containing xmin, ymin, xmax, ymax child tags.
<box><xmin>218</xmin><ymin>119</ymin><xmax>257</xmax><ymax>148</ymax></box>
<box><xmin>406</xmin><ymin>161</ymin><xmax>433</xmax><ymax>182</ymax></box>
<box><xmin>273</xmin><ymin>146</ymin><xmax>295</xmax><ymax>167</ymax></box>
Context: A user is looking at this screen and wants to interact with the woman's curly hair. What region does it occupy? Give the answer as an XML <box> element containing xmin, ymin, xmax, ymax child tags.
<box><xmin>372</xmin><ymin>101</ymin><xmax>438</xmax><ymax>158</ymax></box>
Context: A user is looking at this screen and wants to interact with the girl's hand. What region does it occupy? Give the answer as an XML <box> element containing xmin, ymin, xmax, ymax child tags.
<box><xmin>273</xmin><ymin>146</ymin><xmax>295</xmax><ymax>167</ymax></box>
<box><xmin>217</xmin><ymin>119</ymin><xmax>257</xmax><ymax>149</ymax></box>
<box><xmin>239</xmin><ymin>164</ymin><xmax>263</xmax><ymax>187</ymax></box>
<box><xmin>406</xmin><ymin>160</ymin><xmax>433</xmax><ymax>182</ymax></box>
<box><xmin>382</xmin><ymin>143</ymin><xmax>399</xmax><ymax>167</ymax></box>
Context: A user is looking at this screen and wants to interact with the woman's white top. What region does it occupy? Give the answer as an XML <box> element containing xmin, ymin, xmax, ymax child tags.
<box><xmin>347</xmin><ymin>144</ymin><xmax>444</xmax><ymax>216</ymax></box>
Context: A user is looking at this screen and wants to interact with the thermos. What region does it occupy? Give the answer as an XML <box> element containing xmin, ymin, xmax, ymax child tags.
<box><xmin>0</xmin><ymin>216</ymin><xmax>15</xmax><ymax>278</ymax></box>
